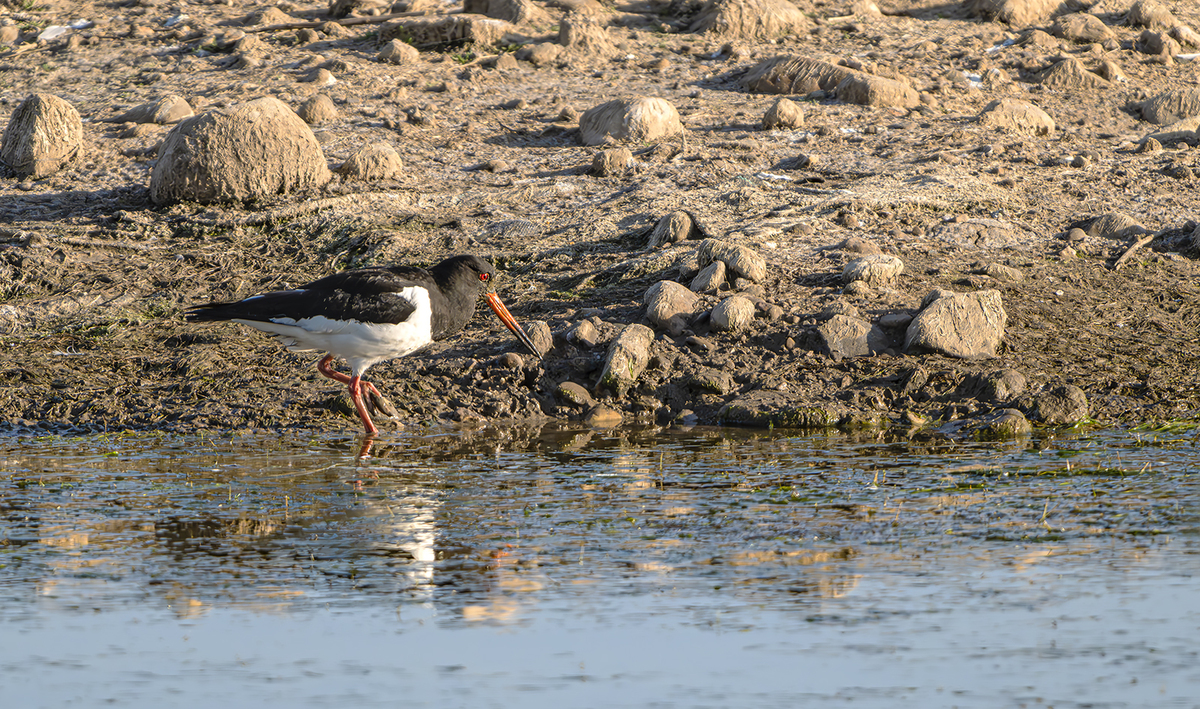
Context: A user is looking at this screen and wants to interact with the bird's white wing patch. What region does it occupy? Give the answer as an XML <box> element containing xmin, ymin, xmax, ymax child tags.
<box><xmin>232</xmin><ymin>286</ymin><xmax>434</xmax><ymax>377</ymax></box>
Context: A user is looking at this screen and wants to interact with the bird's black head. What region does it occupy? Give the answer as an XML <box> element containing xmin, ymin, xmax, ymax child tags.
<box><xmin>433</xmin><ymin>254</ymin><xmax>498</xmax><ymax>295</ymax></box>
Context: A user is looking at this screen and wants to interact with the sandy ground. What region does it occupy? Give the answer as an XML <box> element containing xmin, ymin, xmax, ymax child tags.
<box><xmin>1</xmin><ymin>0</ymin><xmax>1199</xmax><ymax>436</ymax></box>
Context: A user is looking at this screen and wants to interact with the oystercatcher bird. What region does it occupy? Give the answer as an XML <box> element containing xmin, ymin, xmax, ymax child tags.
<box><xmin>186</xmin><ymin>254</ymin><xmax>541</xmax><ymax>435</ymax></box>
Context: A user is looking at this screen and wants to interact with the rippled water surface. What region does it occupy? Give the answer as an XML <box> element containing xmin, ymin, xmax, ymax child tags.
<box><xmin>2</xmin><ymin>425</ymin><xmax>1198</xmax><ymax>708</ymax></box>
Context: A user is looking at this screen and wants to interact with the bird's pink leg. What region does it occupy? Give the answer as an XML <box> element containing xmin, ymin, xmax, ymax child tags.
<box><xmin>317</xmin><ymin>354</ymin><xmax>385</xmax><ymax>398</ymax></box>
<box><xmin>349</xmin><ymin>375</ymin><xmax>378</xmax><ymax>435</ymax></box>
<box><xmin>317</xmin><ymin>354</ymin><xmax>351</xmax><ymax>384</ymax></box>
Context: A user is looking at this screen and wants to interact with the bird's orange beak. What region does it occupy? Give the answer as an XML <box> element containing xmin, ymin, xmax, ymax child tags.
<box><xmin>485</xmin><ymin>291</ymin><xmax>542</xmax><ymax>359</ymax></box>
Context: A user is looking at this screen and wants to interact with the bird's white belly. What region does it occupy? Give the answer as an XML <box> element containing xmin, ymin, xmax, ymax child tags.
<box><xmin>234</xmin><ymin>287</ymin><xmax>433</xmax><ymax>376</ymax></box>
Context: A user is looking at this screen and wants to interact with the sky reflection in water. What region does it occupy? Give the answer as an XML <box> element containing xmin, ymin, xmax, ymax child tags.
<box><xmin>1</xmin><ymin>425</ymin><xmax>1198</xmax><ymax>707</ymax></box>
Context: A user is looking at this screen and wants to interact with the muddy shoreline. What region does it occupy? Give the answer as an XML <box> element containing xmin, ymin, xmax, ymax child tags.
<box><xmin>2</xmin><ymin>0</ymin><xmax>1199</xmax><ymax>436</ymax></box>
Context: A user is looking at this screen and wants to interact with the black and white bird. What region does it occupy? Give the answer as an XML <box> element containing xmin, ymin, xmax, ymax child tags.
<box><xmin>186</xmin><ymin>254</ymin><xmax>541</xmax><ymax>435</ymax></box>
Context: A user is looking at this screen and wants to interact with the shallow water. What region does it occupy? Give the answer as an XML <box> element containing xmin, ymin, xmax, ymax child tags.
<box><xmin>1</xmin><ymin>425</ymin><xmax>1198</xmax><ymax>708</ymax></box>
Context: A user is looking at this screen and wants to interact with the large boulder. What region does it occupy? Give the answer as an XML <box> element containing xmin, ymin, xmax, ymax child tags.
<box><xmin>578</xmin><ymin>97</ymin><xmax>684</xmax><ymax>146</ymax></box>
<box><xmin>149</xmin><ymin>97</ymin><xmax>332</xmax><ymax>205</ymax></box>
<box><xmin>689</xmin><ymin>0</ymin><xmax>811</xmax><ymax>39</ymax></box>
<box><xmin>1139</xmin><ymin>89</ymin><xmax>1200</xmax><ymax>125</ymax></box>
<box><xmin>963</xmin><ymin>0</ymin><xmax>1077</xmax><ymax>27</ymax></box>
<box><xmin>0</xmin><ymin>93</ymin><xmax>83</xmax><ymax>178</ymax></box>
<box><xmin>644</xmin><ymin>280</ymin><xmax>699</xmax><ymax>335</ymax></box>
<box><xmin>905</xmin><ymin>290</ymin><xmax>1007</xmax><ymax>358</ymax></box>
<box><xmin>743</xmin><ymin>55</ymin><xmax>917</xmax><ymax>108</ymax></box>
<box><xmin>817</xmin><ymin>315</ymin><xmax>888</xmax><ymax>358</ymax></box>
<box><xmin>596</xmin><ymin>324</ymin><xmax>654</xmax><ymax>397</ymax></box>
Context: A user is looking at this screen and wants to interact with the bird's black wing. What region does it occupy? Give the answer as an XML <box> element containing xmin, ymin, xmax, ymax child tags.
<box><xmin>187</xmin><ymin>267</ymin><xmax>429</xmax><ymax>325</ymax></box>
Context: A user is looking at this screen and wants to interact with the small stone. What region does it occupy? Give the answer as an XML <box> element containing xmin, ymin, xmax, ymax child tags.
<box><xmin>584</xmin><ymin>405</ymin><xmax>624</xmax><ymax>427</ymax></box>
<box><xmin>555</xmin><ymin>381</ymin><xmax>594</xmax><ymax>407</ymax></box>
<box><xmin>296</xmin><ymin>94</ymin><xmax>338</xmax><ymax>124</ymax></box>
<box><xmin>843</xmin><ymin>254</ymin><xmax>904</xmax><ymax>286</ymax></box>
<box><xmin>690</xmin><ymin>260</ymin><xmax>725</xmax><ymax>293</ymax></box>
<box><xmin>496</xmin><ymin>352</ymin><xmax>524</xmax><ymax>368</ymax></box>
<box><xmin>592</xmin><ymin>147</ymin><xmax>632</xmax><ymax>176</ymax></box>
<box><xmin>710</xmin><ymin>296</ymin><xmax>756</xmax><ymax>332</ymax></box>
<box><xmin>378</xmin><ymin>39</ymin><xmax>420</xmax><ymax>64</ymax></box>
<box><xmin>762</xmin><ymin>97</ymin><xmax>804</xmax><ymax>130</ymax></box>
<box><xmin>567</xmin><ymin>320</ymin><xmax>600</xmax><ymax>348</ymax></box>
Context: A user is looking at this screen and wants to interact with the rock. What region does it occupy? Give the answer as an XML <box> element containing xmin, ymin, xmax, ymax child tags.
<box><xmin>596</xmin><ymin>324</ymin><xmax>654</xmax><ymax>397</ymax></box>
<box><xmin>649</xmin><ymin>211</ymin><xmax>694</xmax><ymax>248</ymax></box>
<box><xmin>515</xmin><ymin>42</ymin><xmax>563</xmax><ymax>66</ymax></box>
<box><xmin>719</xmin><ymin>390</ymin><xmax>843</xmax><ymax>428</ymax></box>
<box><xmin>817</xmin><ymin>314</ymin><xmax>887</xmax><ymax>358</ymax></box>
<box><xmin>381</xmin><ymin>14</ymin><xmax>513</xmax><ymax>50</ymax></box>
<box><xmin>149</xmin><ymin>96</ymin><xmax>331</xmax><ymax>205</ymax></box>
<box><xmin>842</xmin><ymin>254</ymin><xmax>904</xmax><ymax>286</ymax></box>
<box><xmin>686</xmin><ymin>367</ymin><xmax>734</xmax><ymax>395</ymax></box>
<box><xmin>819</xmin><ymin>301</ymin><xmax>860</xmax><ymax>320</ymax></box>
<box><xmin>1139</xmin><ymin>89</ymin><xmax>1200</xmax><ymax>125</ymax></box>
<box><xmin>1142</xmin><ymin>115</ymin><xmax>1200</xmax><ymax>145</ymax></box>
<box><xmin>981</xmin><ymin>368</ymin><xmax>1027</xmax><ymax>401</ymax></box>
<box><xmin>584</xmin><ymin>404</ymin><xmax>624</xmax><ymax>427</ymax></box>
<box><xmin>526</xmin><ymin>320</ymin><xmax>553</xmax><ymax>356</ymax></box>
<box><xmin>743</xmin><ymin>55</ymin><xmax>857</xmax><ymax>95</ymax></box>
<box><xmin>979</xmin><ymin>98</ymin><xmax>1055</xmax><ymax>136</ymax></box>
<box><xmin>905</xmin><ymin>290</ymin><xmax>1007</xmax><ymax>359</ymax></box>
<box><xmin>303</xmin><ymin>68</ymin><xmax>337</xmax><ymax>86</ymax></box>
<box><xmin>1087</xmin><ymin>212</ymin><xmax>1146</xmax><ymax>239</ymax></box>
<box><xmin>935</xmin><ymin>219</ymin><xmax>1023</xmax><ymax>249</ymax></box>
<box><xmin>1032</xmin><ymin>385</ymin><xmax>1089</xmax><ymax>424</ymax></box>
<box><xmin>1170</xmin><ymin>25</ymin><xmax>1200</xmax><ymax>48</ymax></box>
<box><xmin>1052</xmin><ymin>13</ymin><xmax>1115</xmax><ymax>43</ymax></box>
<box><xmin>698</xmin><ymin>238</ymin><xmax>767</xmax><ymax>282</ymax></box>
<box><xmin>297</xmin><ymin>94</ymin><xmax>339</xmax><ymax>124</ymax></box>
<box><xmin>0</xmin><ymin>26</ymin><xmax>19</xmax><ymax>45</ymax></box>
<box><xmin>1136</xmin><ymin>29</ymin><xmax>1180</xmax><ymax>57</ymax></box>
<box><xmin>105</xmin><ymin>95</ymin><xmax>193</xmax><ymax>125</ymax></box>
<box><xmin>840</xmin><ymin>236</ymin><xmax>882</xmax><ymax>255</ymax></box>
<box><xmin>762</xmin><ymin>98</ymin><xmax>804</xmax><ymax>130</ymax></box>
<box><xmin>496</xmin><ymin>352</ymin><xmax>524</xmax><ymax>368</ymax></box>
<box><xmin>558</xmin><ymin>14</ymin><xmax>618</xmax><ymax>57</ymax></box>
<box><xmin>972</xmin><ymin>409</ymin><xmax>1032</xmax><ymax>438</ymax></box>
<box><xmin>378</xmin><ymin>39</ymin><xmax>420</xmax><ymax>64</ymax></box>
<box><xmin>878</xmin><ymin>312</ymin><xmax>912</xmax><ymax>329</ymax></box>
<box><xmin>833</xmin><ymin>74</ymin><xmax>921</xmax><ymax>109</ymax></box>
<box><xmin>0</xmin><ymin>93</ymin><xmax>83</xmax><ymax>179</ymax></box>
<box><xmin>1128</xmin><ymin>0</ymin><xmax>1177</xmax><ymax>30</ymax></box>
<box><xmin>555</xmin><ymin>381</ymin><xmax>594</xmax><ymax>407</ymax></box>
<box><xmin>578</xmin><ymin>97</ymin><xmax>684</xmax><ymax>146</ymax></box>
<box><xmin>690</xmin><ymin>260</ymin><xmax>725</xmax><ymax>293</ymax></box>
<box><xmin>644</xmin><ymin>280</ymin><xmax>699</xmax><ymax>335</ymax></box>
<box><xmin>689</xmin><ymin>0</ymin><xmax>812</xmax><ymax>39</ymax></box>
<box><xmin>710</xmin><ymin>295</ymin><xmax>755</xmax><ymax>332</ymax></box>
<box><xmin>1039</xmin><ymin>57</ymin><xmax>1109</xmax><ymax>89</ymax></box>
<box><xmin>964</xmin><ymin>0</ymin><xmax>1069</xmax><ymax>27</ymax></box>
<box><xmin>463</xmin><ymin>0</ymin><xmax>550</xmax><ymax>25</ymax></box>
<box><xmin>592</xmin><ymin>147</ymin><xmax>633</xmax><ymax>176</ymax></box>
<box><xmin>338</xmin><ymin>142</ymin><xmax>403</xmax><ymax>180</ymax></box>
<box><xmin>977</xmin><ymin>262</ymin><xmax>1024</xmax><ymax>283</ymax></box>
<box><xmin>567</xmin><ymin>320</ymin><xmax>600</xmax><ymax>348</ymax></box>
<box><xmin>1097</xmin><ymin>60</ymin><xmax>1126</xmax><ymax>83</ymax></box>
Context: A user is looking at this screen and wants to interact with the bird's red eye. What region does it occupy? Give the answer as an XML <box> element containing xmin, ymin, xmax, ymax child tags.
<box><xmin>480</xmin><ymin>272</ymin><xmax>490</xmax><ymax>282</ymax></box>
